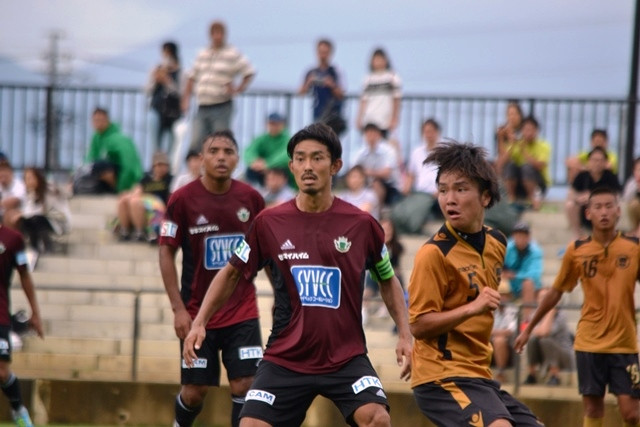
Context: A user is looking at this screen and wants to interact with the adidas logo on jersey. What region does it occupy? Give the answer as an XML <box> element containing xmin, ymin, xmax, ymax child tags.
<box><xmin>196</xmin><ymin>215</ymin><xmax>208</xmax><ymax>225</ymax></box>
<box><xmin>280</xmin><ymin>239</ymin><xmax>295</xmax><ymax>250</ymax></box>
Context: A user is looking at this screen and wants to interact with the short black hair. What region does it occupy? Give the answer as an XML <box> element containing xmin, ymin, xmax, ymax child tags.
<box><xmin>369</xmin><ymin>48</ymin><xmax>391</xmax><ymax>71</ymax></box>
<box><xmin>202</xmin><ymin>129</ymin><xmax>238</xmax><ymax>149</ymax></box>
<box><xmin>424</xmin><ymin>141</ymin><xmax>500</xmax><ymax>208</ymax></box>
<box><xmin>521</xmin><ymin>116</ymin><xmax>539</xmax><ymax>129</ymax></box>
<box><xmin>591</xmin><ymin>128</ymin><xmax>608</xmax><ymax>140</ymax></box>
<box><xmin>363</xmin><ymin>123</ymin><xmax>382</xmax><ymax>133</ymax></box>
<box><xmin>422</xmin><ymin>118</ymin><xmax>441</xmax><ymax>133</ymax></box>
<box><xmin>287</xmin><ymin>123</ymin><xmax>342</xmax><ymax>162</ymax></box>
<box><xmin>587</xmin><ymin>146</ymin><xmax>608</xmax><ymax>160</ymax></box>
<box><xmin>185</xmin><ymin>149</ymin><xmax>200</xmax><ymax>161</ymax></box>
<box><xmin>588</xmin><ymin>186</ymin><xmax>619</xmax><ymax>204</ymax></box>
<box><xmin>93</xmin><ymin>107</ymin><xmax>109</xmax><ymax>117</ymax></box>
<box><xmin>317</xmin><ymin>38</ymin><xmax>333</xmax><ymax>51</ymax></box>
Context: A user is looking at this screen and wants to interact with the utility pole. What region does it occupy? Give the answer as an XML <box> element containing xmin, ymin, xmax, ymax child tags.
<box><xmin>44</xmin><ymin>30</ymin><xmax>64</xmax><ymax>172</ymax></box>
<box><xmin>625</xmin><ymin>0</ymin><xmax>640</xmax><ymax>180</ymax></box>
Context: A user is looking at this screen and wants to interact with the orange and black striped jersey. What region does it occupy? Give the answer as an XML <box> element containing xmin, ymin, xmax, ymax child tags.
<box><xmin>553</xmin><ymin>232</ymin><xmax>640</xmax><ymax>353</ymax></box>
<box><xmin>409</xmin><ymin>222</ymin><xmax>506</xmax><ymax>388</ymax></box>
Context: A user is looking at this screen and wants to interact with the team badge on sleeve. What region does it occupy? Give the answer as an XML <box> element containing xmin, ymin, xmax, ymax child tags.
<box><xmin>15</xmin><ymin>251</ymin><xmax>28</xmax><ymax>266</ymax></box>
<box><xmin>160</xmin><ymin>221</ymin><xmax>178</xmax><ymax>238</ymax></box>
<box><xmin>234</xmin><ymin>239</ymin><xmax>251</xmax><ymax>263</ymax></box>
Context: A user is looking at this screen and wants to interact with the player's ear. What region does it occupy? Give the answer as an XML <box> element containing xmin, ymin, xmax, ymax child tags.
<box><xmin>481</xmin><ymin>189</ymin><xmax>491</xmax><ymax>208</ymax></box>
<box><xmin>330</xmin><ymin>158</ymin><xmax>343</xmax><ymax>176</ymax></box>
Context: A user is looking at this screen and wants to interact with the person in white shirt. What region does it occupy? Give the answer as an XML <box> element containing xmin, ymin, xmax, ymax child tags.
<box><xmin>356</xmin><ymin>48</ymin><xmax>402</xmax><ymax>138</ymax></box>
<box><xmin>391</xmin><ymin>118</ymin><xmax>441</xmax><ymax>234</ymax></box>
<box><xmin>170</xmin><ymin>149</ymin><xmax>202</xmax><ymax>192</ymax></box>
<box><xmin>0</xmin><ymin>161</ymin><xmax>26</xmax><ymax>226</ymax></box>
<box><xmin>353</xmin><ymin>123</ymin><xmax>401</xmax><ymax>205</ymax></box>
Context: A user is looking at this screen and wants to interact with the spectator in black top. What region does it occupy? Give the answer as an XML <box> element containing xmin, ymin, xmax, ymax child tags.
<box><xmin>116</xmin><ymin>151</ymin><xmax>173</xmax><ymax>243</ymax></box>
<box><xmin>565</xmin><ymin>146</ymin><xmax>621</xmax><ymax>239</ymax></box>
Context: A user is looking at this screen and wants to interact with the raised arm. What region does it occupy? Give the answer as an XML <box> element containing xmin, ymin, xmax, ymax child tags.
<box><xmin>378</xmin><ymin>275</ymin><xmax>412</xmax><ymax>381</ymax></box>
<box><xmin>182</xmin><ymin>262</ymin><xmax>241</xmax><ymax>365</ymax></box>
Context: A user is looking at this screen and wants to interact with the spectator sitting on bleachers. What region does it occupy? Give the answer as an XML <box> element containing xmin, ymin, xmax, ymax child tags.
<box><xmin>12</xmin><ymin>167</ymin><xmax>71</xmax><ymax>253</ymax></box>
<box><xmin>523</xmin><ymin>288</ymin><xmax>575</xmax><ymax>386</ymax></box>
<box><xmin>353</xmin><ymin>123</ymin><xmax>401</xmax><ymax>206</ymax></box>
<box><xmin>566</xmin><ymin>128</ymin><xmax>618</xmax><ymax>184</ymax></box>
<box><xmin>0</xmin><ymin>160</ymin><xmax>26</xmax><ymax>227</ymax></box>
<box><xmin>491</xmin><ymin>280</ymin><xmax>518</xmax><ymax>384</ymax></box>
<box><xmin>565</xmin><ymin>146</ymin><xmax>621</xmax><ymax>239</ymax></box>
<box><xmin>623</xmin><ymin>156</ymin><xmax>640</xmax><ymax>237</ymax></box>
<box><xmin>262</xmin><ymin>168</ymin><xmax>295</xmax><ymax>208</ymax></box>
<box><xmin>86</xmin><ymin>107</ymin><xmax>144</xmax><ymax>194</ymax></box>
<box><xmin>392</xmin><ymin>118</ymin><xmax>441</xmax><ymax>234</ymax></box>
<box><xmin>338</xmin><ymin>164</ymin><xmax>380</xmax><ymax>220</ymax></box>
<box><xmin>170</xmin><ymin>149</ymin><xmax>202</xmax><ymax>192</ymax></box>
<box><xmin>244</xmin><ymin>112</ymin><xmax>291</xmax><ymax>188</ymax></box>
<box><xmin>496</xmin><ymin>116</ymin><xmax>551</xmax><ymax>210</ymax></box>
<box><xmin>495</xmin><ymin>101</ymin><xmax>523</xmax><ymax>176</ymax></box>
<box><xmin>116</xmin><ymin>151</ymin><xmax>172</xmax><ymax>243</ymax></box>
<box><xmin>502</xmin><ymin>221</ymin><xmax>543</xmax><ymax>322</ymax></box>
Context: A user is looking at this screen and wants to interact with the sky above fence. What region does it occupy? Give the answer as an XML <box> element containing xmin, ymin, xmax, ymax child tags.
<box><xmin>0</xmin><ymin>0</ymin><xmax>635</xmax><ymax>98</ymax></box>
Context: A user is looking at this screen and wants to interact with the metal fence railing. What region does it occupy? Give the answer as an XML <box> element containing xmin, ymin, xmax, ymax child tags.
<box><xmin>1</xmin><ymin>83</ymin><xmax>639</xmax><ymax>184</ymax></box>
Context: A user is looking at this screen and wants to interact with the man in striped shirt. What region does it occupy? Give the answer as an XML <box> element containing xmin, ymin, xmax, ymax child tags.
<box><xmin>182</xmin><ymin>20</ymin><xmax>255</xmax><ymax>151</ymax></box>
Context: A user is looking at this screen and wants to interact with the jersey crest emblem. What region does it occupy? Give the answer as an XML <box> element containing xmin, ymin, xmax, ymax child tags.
<box><xmin>237</xmin><ymin>207</ymin><xmax>250</xmax><ymax>222</ymax></box>
<box><xmin>617</xmin><ymin>255</ymin><xmax>630</xmax><ymax>269</ymax></box>
<box><xmin>334</xmin><ymin>236</ymin><xmax>351</xmax><ymax>253</ymax></box>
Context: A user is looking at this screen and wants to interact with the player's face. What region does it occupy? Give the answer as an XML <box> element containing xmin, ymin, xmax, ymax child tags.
<box><xmin>437</xmin><ymin>171</ymin><xmax>490</xmax><ymax>234</ymax></box>
<box><xmin>289</xmin><ymin>139</ymin><xmax>341</xmax><ymax>195</ymax></box>
<box><xmin>585</xmin><ymin>193</ymin><xmax>620</xmax><ymax>232</ymax></box>
<box><xmin>201</xmin><ymin>136</ymin><xmax>238</xmax><ymax>181</ymax></box>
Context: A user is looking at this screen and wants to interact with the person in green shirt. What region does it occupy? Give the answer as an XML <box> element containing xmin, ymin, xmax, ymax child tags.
<box><xmin>244</xmin><ymin>112</ymin><xmax>291</xmax><ymax>187</ymax></box>
<box><xmin>86</xmin><ymin>108</ymin><xmax>143</xmax><ymax>193</ymax></box>
<box><xmin>498</xmin><ymin>116</ymin><xmax>551</xmax><ymax>210</ymax></box>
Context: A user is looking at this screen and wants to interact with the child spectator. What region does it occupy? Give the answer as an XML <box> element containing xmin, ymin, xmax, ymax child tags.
<box><xmin>523</xmin><ymin>288</ymin><xmax>575</xmax><ymax>386</ymax></box>
<box><xmin>170</xmin><ymin>149</ymin><xmax>202</xmax><ymax>192</ymax></box>
<box><xmin>565</xmin><ymin>146</ymin><xmax>621</xmax><ymax>239</ymax></box>
<box><xmin>14</xmin><ymin>168</ymin><xmax>71</xmax><ymax>253</ymax></box>
<box><xmin>353</xmin><ymin>123</ymin><xmax>401</xmax><ymax>206</ymax></box>
<box><xmin>338</xmin><ymin>165</ymin><xmax>380</xmax><ymax>220</ymax></box>
<box><xmin>116</xmin><ymin>151</ymin><xmax>172</xmax><ymax>243</ymax></box>
<box><xmin>502</xmin><ymin>221</ymin><xmax>543</xmax><ymax>322</ymax></box>
<box><xmin>262</xmin><ymin>168</ymin><xmax>295</xmax><ymax>208</ymax></box>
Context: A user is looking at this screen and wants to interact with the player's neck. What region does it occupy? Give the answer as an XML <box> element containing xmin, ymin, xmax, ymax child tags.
<box><xmin>591</xmin><ymin>227</ymin><xmax>617</xmax><ymax>246</ymax></box>
<box><xmin>295</xmin><ymin>192</ymin><xmax>334</xmax><ymax>213</ymax></box>
<box><xmin>200</xmin><ymin>176</ymin><xmax>232</xmax><ymax>194</ymax></box>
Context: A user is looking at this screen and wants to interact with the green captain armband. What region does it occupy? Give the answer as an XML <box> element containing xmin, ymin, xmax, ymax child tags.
<box><xmin>370</xmin><ymin>245</ymin><xmax>395</xmax><ymax>282</ymax></box>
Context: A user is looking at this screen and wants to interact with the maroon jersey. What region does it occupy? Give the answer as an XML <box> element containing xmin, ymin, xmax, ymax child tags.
<box><xmin>230</xmin><ymin>197</ymin><xmax>388</xmax><ymax>374</ymax></box>
<box><xmin>0</xmin><ymin>226</ymin><xmax>28</xmax><ymax>325</ymax></box>
<box><xmin>160</xmin><ymin>179</ymin><xmax>264</xmax><ymax>329</ymax></box>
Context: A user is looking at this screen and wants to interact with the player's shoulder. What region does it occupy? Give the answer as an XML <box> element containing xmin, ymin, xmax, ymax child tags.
<box><xmin>231</xmin><ymin>179</ymin><xmax>262</xmax><ymax>197</ymax></box>
<box><xmin>424</xmin><ymin>224</ymin><xmax>457</xmax><ymax>257</ymax></box>
<box><xmin>485</xmin><ymin>225</ymin><xmax>507</xmax><ymax>247</ymax></box>
<box><xmin>619</xmin><ymin>232</ymin><xmax>640</xmax><ymax>246</ymax></box>
<box><xmin>0</xmin><ymin>226</ymin><xmax>23</xmax><ymax>247</ymax></box>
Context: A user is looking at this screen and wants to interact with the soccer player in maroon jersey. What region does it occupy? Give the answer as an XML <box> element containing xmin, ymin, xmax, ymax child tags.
<box><xmin>0</xmin><ymin>224</ymin><xmax>43</xmax><ymax>427</ymax></box>
<box><xmin>159</xmin><ymin>130</ymin><xmax>265</xmax><ymax>427</ymax></box>
<box><xmin>183</xmin><ymin>123</ymin><xmax>411</xmax><ymax>427</ymax></box>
